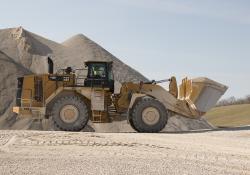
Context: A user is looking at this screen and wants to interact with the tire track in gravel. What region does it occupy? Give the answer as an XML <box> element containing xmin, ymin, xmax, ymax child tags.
<box><xmin>0</xmin><ymin>131</ymin><xmax>172</xmax><ymax>151</ymax></box>
<box><xmin>0</xmin><ymin>135</ymin><xmax>17</xmax><ymax>152</ymax></box>
<box><xmin>1</xmin><ymin>130</ymin><xmax>250</xmax><ymax>175</ymax></box>
<box><xmin>14</xmin><ymin>135</ymin><xmax>172</xmax><ymax>150</ymax></box>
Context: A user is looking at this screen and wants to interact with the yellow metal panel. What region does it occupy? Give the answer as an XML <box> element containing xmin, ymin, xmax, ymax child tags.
<box><xmin>169</xmin><ymin>76</ymin><xmax>178</xmax><ymax>98</ymax></box>
<box><xmin>91</xmin><ymin>89</ymin><xmax>105</xmax><ymax>111</ymax></box>
<box><xmin>13</xmin><ymin>106</ymin><xmax>20</xmax><ymax>114</ymax></box>
<box><xmin>21</xmin><ymin>75</ymin><xmax>34</xmax><ymax>107</ymax></box>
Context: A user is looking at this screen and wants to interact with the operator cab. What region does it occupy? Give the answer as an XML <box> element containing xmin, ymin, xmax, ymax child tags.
<box><xmin>84</xmin><ymin>61</ymin><xmax>114</xmax><ymax>92</ymax></box>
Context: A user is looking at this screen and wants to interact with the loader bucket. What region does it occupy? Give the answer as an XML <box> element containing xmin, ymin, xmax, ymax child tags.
<box><xmin>179</xmin><ymin>77</ymin><xmax>228</xmax><ymax>113</ymax></box>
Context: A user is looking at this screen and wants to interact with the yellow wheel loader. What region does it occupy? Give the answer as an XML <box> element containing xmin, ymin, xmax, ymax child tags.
<box><xmin>13</xmin><ymin>58</ymin><xmax>228</xmax><ymax>132</ymax></box>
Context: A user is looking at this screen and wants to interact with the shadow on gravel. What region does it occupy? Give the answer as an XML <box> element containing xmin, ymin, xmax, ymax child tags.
<box><xmin>162</xmin><ymin>125</ymin><xmax>250</xmax><ymax>134</ymax></box>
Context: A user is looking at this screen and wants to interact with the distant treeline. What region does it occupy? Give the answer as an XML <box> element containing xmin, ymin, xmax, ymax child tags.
<box><xmin>216</xmin><ymin>95</ymin><xmax>250</xmax><ymax>107</ymax></box>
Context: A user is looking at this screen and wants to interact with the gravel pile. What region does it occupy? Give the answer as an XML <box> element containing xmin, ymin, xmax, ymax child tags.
<box><xmin>0</xmin><ymin>26</ymin><xmax>213</xmax><ymax>131</ymax></box>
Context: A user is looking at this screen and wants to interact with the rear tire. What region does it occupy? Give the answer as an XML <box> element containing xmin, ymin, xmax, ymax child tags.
<box><xmin>51</xmin><ymin>95</ymin><xmax>89</xmax><ymax>131</ymax></box>
<box><xmin>130</xmin><ymin>98</ymin><xmax>168</xmax><ymax>133</ymax></box>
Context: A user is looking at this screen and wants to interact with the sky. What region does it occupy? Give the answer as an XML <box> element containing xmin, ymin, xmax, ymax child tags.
<box><xmin>0</xmin><ymin>0</ymin><xmax>250</xmax><ymax>98</ymax></box>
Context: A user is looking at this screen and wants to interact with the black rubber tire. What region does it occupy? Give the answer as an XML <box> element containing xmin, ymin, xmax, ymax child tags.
<box><xmin>51</xmin><ymin>95</ymin><xmax>89</xmax><ymax>131</ymax></box>
<box><xmin>129</xmin><ymin>117</ymin><xmax>137</xmax><ymax>131</ymax></box>
<box><xmin>130</xmin><ymin>98</ymin><xmax>168</xmax><ymax>133</ymax></box>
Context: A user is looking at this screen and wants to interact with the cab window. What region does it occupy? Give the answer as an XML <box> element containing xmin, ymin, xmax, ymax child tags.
<box><xmin>89</xmin><ymin>64</ymin><xmax>106</xmax><ymax>78</ymax></box>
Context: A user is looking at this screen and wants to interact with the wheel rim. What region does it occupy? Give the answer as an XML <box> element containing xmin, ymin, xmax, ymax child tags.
<box><xmin>59</xmin><ymin>105</ymin><xmax>79</xmax><ymax>123</ymax></box>
<box><xmin>142</xmin><ymin>107</ymin><xmax>160</xmax><ymax>125</ymax></box>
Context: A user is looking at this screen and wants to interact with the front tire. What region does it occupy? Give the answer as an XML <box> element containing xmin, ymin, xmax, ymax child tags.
<box><xmin>130</xmin><ymin>98</ymin><xmax>168</xmax><ymax>133</ymax></box>
<box><xmin>51</xmin><ymin>95</ymin><xmax>89</xmax><ymax>131</ymax></box>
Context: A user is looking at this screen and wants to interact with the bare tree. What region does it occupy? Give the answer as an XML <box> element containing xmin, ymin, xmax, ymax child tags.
<box><xmin>246</xmin><ymin>95</ymin><xmax>250</xmax><ymax>103</ymax></box>
<box><xmin>216</xmin><ymin>94</ymin><xmax>250</xmax><ymax>107</ymax></box>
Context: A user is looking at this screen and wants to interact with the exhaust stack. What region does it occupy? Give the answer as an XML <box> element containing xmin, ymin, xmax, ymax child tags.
<box><xmin>48</xmin><ymin>57</ymin><xmax>54</xmax><ymax>74</ymax></box>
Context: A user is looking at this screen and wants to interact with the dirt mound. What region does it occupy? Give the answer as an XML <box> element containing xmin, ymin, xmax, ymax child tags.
<box><xmin>0</xmin><ymin>26</ymin><xmax>213</xmax><ymax>132</ymax></box>
<box><xmin>21</xmin><ymin>115</ymin><xmax>213</xmax><ymax>133</ymax></box>
<box><xmin>0</xmin><ymin>51</ymin><xmax>31</xmax><ymax>128</ymax></box>
<box><xmin>0</xmin><ymin>26</ymin><xmax>147</xmax><ymax>129</ymax></box>
<box><xmin>62</xmin><ymin>34</ymin><xmax>148</xmax><ymax>82</ymax></box>
<box><xmin>85</xmin><ymin>115</ymin><xmax>214</xmax><ymax>132</ymax></box>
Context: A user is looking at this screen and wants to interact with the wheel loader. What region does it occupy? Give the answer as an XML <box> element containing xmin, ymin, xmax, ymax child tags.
<box><xmin>12</xmin><ymin>58</ymin><xmax>228</xmax><ymax>132</ymax></box>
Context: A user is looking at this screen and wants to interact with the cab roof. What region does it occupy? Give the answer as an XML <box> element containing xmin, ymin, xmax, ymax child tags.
<box><xmin>84</xmin><ymin>61</ymin><xmax>113</xmax><ymax>66</ymax></box>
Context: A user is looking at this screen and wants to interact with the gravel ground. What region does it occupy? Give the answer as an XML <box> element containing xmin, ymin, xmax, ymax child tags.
<box><xmin>0</xmin><ymin>128</ymin><xmax>250</xmax><ymax>175</ymax></box>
